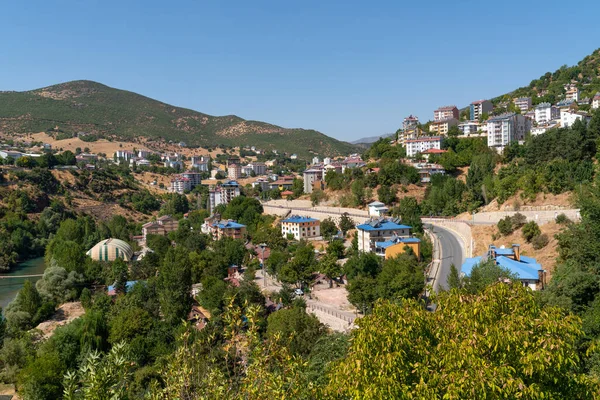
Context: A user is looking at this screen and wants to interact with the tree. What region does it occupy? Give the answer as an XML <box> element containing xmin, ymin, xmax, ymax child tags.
<box><xmin>344</xmin><ymin>252</ymin><xmax>381</xmax><ymax>280</ymax></box>
<box><xmin>522</xmin><ymin>220</ymin><xmax>541</xmax><ymax>243</ymax></box>
<box><xmin>339</xmin><ymin>213</ymin><xmax>355</xmax><ymax>235</ymax></box>
<box><xmin>266</xmin><ymin>306</ymin><xmax>325</xmax><ymax>356</ymax></box>
<box><xmin>351</xmin><ymin>179</ymin><xmax>365</xmax><ymax>206</ymax></box>
<box><xmin>319</xmin><ymin>254</ymin><xmax>342</xmax><ymax>288</ymax></box>
<box><xmin>36</xmin><ymin>263</ymin><xmax>84</xmax><ymax>303</ymax></box>
<box><xmin>111</xmin><ymin>258</ymin><xmax>129</xmax><ymax>294</ymax></box>
<box><xmin>377</xmin><ymin>185</ymin><xmax>396</xmax><ymax>205</ymax></box>
<box><xmin>463</xmin><ymin>260</ymin><xmax>517</xmax><ymax>294</ymax></box>
<box><xmin>279</xmin><ymin>241</ymin><xmax>317</xmax><ymax>288</ymax></box>
<box><xmin>157</xmin><ymin>247</ymin><xmax>192</xmax><ymax>325</ymax></box>
<box><xmin>393</xmin><ymin>197</ymin><xmax>423</xmax><ymax>233</ymax></box>
<box><xmin>18</xmin><ymin>351</ymin><xmax>65</xmax><ymax>400</ymax></box>
<box><xmin>347</xmin><ymin>275</ymin><xmax>378</xmax><ymax>314</ymax></box>
<box><xmin>320</xmin><ymin>217</ymin><xmax>338</xmax><ymax>240</ymax></box>
<box><xmin>446</xmin><ymin>264</ymin><xmax>462</xmax><ymax>289</ymax></box>
<box><xmin>328</xmin><ymin>284</ymin><xmax>600</xmax><ymax>399</ymax></box>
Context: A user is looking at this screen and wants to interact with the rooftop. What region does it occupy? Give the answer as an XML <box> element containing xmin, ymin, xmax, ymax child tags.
<box><xmin>356</xmin><ymin>217</ymin><xmax>412</xmax><ymax>231</ymax></box>
<box><xmin>282</xmin><ymin>215</ymin><xmax>319</xmax><ymax>223</ymax></box>
<box><xmin>214</xmin><ymin>220</ymin><xmax>246</xmax><ymax>229</ymax></box>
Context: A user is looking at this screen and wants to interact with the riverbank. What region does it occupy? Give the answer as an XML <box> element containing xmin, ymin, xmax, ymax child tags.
<box><xmin>0</xmin><ymin>257</ymin><xmax>46</xmax><ymax>310</ymax></box>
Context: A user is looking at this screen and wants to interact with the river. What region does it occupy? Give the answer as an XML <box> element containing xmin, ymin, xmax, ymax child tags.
<box><xmin>0</xmin><ymin>257</ymin><xmax>47</xmax><ymax>310</ymax></box>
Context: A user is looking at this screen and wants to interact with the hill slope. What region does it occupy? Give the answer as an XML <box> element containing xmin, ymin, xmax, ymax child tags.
<box><xmin>0</xmin><ymin>80</ymin><xmax>357</xmax><ymax>157</ymax></box>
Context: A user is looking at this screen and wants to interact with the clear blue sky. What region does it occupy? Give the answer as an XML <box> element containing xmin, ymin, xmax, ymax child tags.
<box><xmin>2</xmin><ymin>0</ymin><xmax>599</xmax><ymax>141</ymax></box>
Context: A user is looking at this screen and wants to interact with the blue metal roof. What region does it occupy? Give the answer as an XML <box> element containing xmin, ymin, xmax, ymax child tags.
<box><xmin>375</xmin><ymin>237</ymin><xmax>421</xmax><ymax>249</ymax></box>
<box><xmin>107</xmin><ymin>280</ymin><xmax>139</xmax><ymax>294</ymax></box>
<box><xmin>282</xmin><ymin>216</ymin><xmax>318</xmax><ymax>223</ymax></box>
<box><xmin>496</xmin><ymin>256</ymin><xmax>541</xmax><ymax>280</ymax></box>
<box><xmin>356</xmin><ymin>220</ymin><xmax>412</xmax><ymax>231</ymax></box>
<box><xmin>495</xmin><ymin>248</ymin><xmax>514</xmax><ymax>256</ymax></box>
<box><xmin>461</xmin><ymin>257</ymin><xmax>483</xmax><ymax>276</ymax></box>
<box><xmin>214</xmin><ymin>221</ymin><xmax>246</xmax><ymax>229</ymax></box>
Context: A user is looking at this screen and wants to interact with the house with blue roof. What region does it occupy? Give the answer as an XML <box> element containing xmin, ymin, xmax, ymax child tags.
<box><xmin>356</xmin><ymin>217</ymin><xmax>417</xmax><ymax>255</ymax></box>
<box><xmin>461</xmin><ymin>244</ymin><xmax>545</xmax><ymax>290</ymax></box>
<box><xmin>281</xmin><ymin>215</ymin><xmax>320</xmax><ymax>240</ymax></box>
<box><xmin>210</xmin><ymin>219</ymin><xmax>246</xmax><ymax>240</ymax></box>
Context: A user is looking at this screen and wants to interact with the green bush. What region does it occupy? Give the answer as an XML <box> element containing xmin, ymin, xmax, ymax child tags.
<box><xmin>555</xmin><ymin>213</ymin><xmax>572</xmax><ymax>224</ymax></box>
<box><xmin>522</xmin><ymin>221</ymin><xmax>541</xmax><ymax>243</ymax></box>
<box><xmin>532</xmin><ymin>234</ymin><xmax>549</xmax><ymax>250</ymax></box>
<box><xmin>497</xmin><ymin>216</ymin><xmax>514</xmax><ymax>236</ymax></box>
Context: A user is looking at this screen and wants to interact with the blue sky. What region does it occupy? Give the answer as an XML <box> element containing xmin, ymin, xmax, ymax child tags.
<box><xmin>2</xmin><ymin>0</ymin><xmax>599</xmax><ymax>141</ymax></box>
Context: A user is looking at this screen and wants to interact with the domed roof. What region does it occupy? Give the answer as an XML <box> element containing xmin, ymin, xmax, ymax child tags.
<box><xmin>86</xmin><ymin>238</ymin><xmax>133</xmax><ymax>262</ymax></box>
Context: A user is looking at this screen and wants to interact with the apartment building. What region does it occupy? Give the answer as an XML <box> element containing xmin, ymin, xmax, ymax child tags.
<box><xmin>534</xmin><ymin>102</ymin><xmax>560</xmax><ymax>124</ymax></box>
<box><xmin>404</xmin><ymin>136</ymin><xmax>442</xmax><ymax>157</ymax></box>
<box><xmin>170</xmin><ymin>176</ymin><xmax>192</xmax><ymax>194</ymax></box>
<box><xmin>564</xmin><ymin>84</ymin><xmax>580</xmax><ymax>102</ymax></box>
<box><xmin>561</xmin><ymin>109</ymin><xmax>591</xmax><ymax>128</ymax></box>
<box><xmin>593</xmin><ymin>93</ymin><xmax>600</xmax><ymax>109</ymax></box>
<box><xmin>246</xmin><ymin>162</ymin><xmax>266</xmax><ymax>175</ymax></box>
<box><xmin>211</xmin><ymin>220</ymin><xmax>246</xmax><ymax>240</ymax></box>
<box><xmin>458</xmin><ymin>121</ymin><xmax>480</xmax><ymax>135</ymax></box>
<box><xmin>114</xmin><ymin>150</ymin><xmax>134</xmax><ymax>162</ymax></box>
<box><xmin>142</xmin><ymin>215</ymin><xmax>179</xmax><ymax>241</ymax></box>
<box><xmin>303</xmin><ymin>168</ymin><xmax>324</xmax><ymax>194</ymax></box>
<box><xmin>433</xmin><ymin>105</ymin><xmax>459</xmax><ymax>122</ymax></box>
<box><xmin>470</xmin><ymin>99</ymin><xmax>493</xmax><ymax>121</ymax></box>
<box><xmin>356</xmin><ymin>217</ymin><xmax>414</xmax><ymax>253</ymax></box>
<box><xmin>281</xmin><ymin>216</ymin><xmax>320</xmax><ymax>240</ymax></box>
<box><xmin>487</xmin><ymin>113</ymin><xmax>530</xmax><ymax>152</ymax></box>
<box><xmin>208</xmin><ymin>180</ymin><xmax>241</xmax><ymax>213</ymax></box>
<box><xmin>429</xmin><ymin>118</ymin><xmax>458</xmax><ymax>135</ymax></box>
<box><xmin>403</xmin><ymin>115</ymin><xmax>419</xmax><ymax>131</ymax></box>
<box><xmin>190</xmin><ymin>156</ymin><xmax>209</xmax><ymax>171</ymax></box>
<box><xmin>513</xmin><ymin>97</ymin><xmax>532</xmax><ymax>113</ymax></box>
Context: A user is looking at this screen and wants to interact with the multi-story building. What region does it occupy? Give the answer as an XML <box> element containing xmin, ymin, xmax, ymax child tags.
<box><xmin>411</xmin><ymin>162</ymin><xmax>446</xmax><ymax>183</ymax></box>
<box><xmin>227</xmin><ymin>163</ymin><xmax>241</xmax><ymax>180</ymax></box>
<box><xmin>531</xmin><ymin>122</ymin><xmax>560</xmax><ymax>136</ymax></box>
<box><xmin>433</xmin><ymin>105</ymin><xmax>459</xmax><ymax>122</ymax></box>
<box><xmin>470</xmin><ymin>100</ymin><xmax>493</xmax><ymax>121</ymax></box>
<box><xmin>312</xmin><ymin>157</ymin><xmax>320</xmax><ymax>165</ymax></box>
<box><xmin>281</xmin><ymin>215</ymin><xmax>320</xmax><ymax>240</ymax></box>
<box><xmin>142</xmin><ymin>215</ymin><xmax>179</xmax><ymax>241</ymax></box>
<box><xmin>564</xmin><ymin>84</ymin><xmax>580</xmax><ymax>102</ymax></box>
<box><xmin>190</xmin><ymin>156</ymin><xmax>209</xmax><ymax>171</ymax></box>
<box><xmin>534</xmin><ymin>102</ymin><xmax>560</xmax><ymax>124</ymax></box>
<box><xmin>208</xmin><ymin>180</ymin><xmax>241</xmax><ymax>214</ymax></box>
<box><xmin>458</xmin><ymin>121</ymin><xmax>480</xmax><ymax>135</ymax></box>
<box><xmin>561</xmin><ymin>109</ymin><xmax>591</xmax><ymax>128</ymax></box>
<box><xmin>404</xmin><ymin>136</ymin><xmax>442</xmax><ymax>157</ymax></box>
<box><xmin>403</xmin><ymin>115</ymin><xmax>419</xmax><ymax>132</ymax></box>
<box><xmin>592</xmin><ymin>93</ymin><xmax>600</xmax><ymax>109</ymax></box>
<box><xmin>170</xmin><ymin>176</ymin><xmax>192</xmax><ymax>194</ymax></box>
<box><xmin>114</xmin><ymin>150</ymin><xmax>134</xmax><ymax>162</ymax></box>
<box><xmin>356</xmin><ymin>217</ymin><xmax>416</xmax><ymax>254</ymax></box>
<box><xmin>513</xmin><ymin>97</ymin><xmax>532</xmax><ymax>113</ymax></box>
<box><xmin>247</xmin><ymin>162</ymin><xmax>266</xmax><ymax>176</ymax></box>
<box><xmin>211</xmin><ymin>220</ymin><xmax>246</xmax><ymax>240</ymax></box>
<box><xmin>303</xmin><ymin>168</ymin><xmax>324</xmax><ymax>194</ymax></box>
<box><xmin>180</xmin><ymin>171</ymin><xmax>203</xmax><ymax>187</ymax></box>
<box><xmin>487</xmin><ymin>113</ymin><xmax>530</xmax><ymax>152</ymax></box>
<box><xmin>137</xmin><ymin>149</ymin><xmax>153</xmax><ymax>159</ymax></box>
<box><xmin>429</xmin><ymin>118</ymin><xmax>458</xmax><ymax>135</ymax></box>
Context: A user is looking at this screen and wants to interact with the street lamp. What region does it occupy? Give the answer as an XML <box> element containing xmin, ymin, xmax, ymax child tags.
<box><xmin>258</xmin><ymin>243</ymin><xmax>267</xmax><ymax>287</ymax></box>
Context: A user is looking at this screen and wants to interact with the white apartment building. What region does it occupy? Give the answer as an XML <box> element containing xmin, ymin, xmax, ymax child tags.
<box><xmin>433</xmin><ymin>105</ymin><xmax>459</xmax><ymax>122</ymax></box>
<box><xmin>531</xmin><ymin>122</ymin><xmax>559</xmax><ymax>136</ymax></box>
<box><xmin>115</xmin><ymin>150</ymin><xmax>134</xmax><ymax>162</ymax></box>
<box><xmin>458</xmin><ymin>121</ymin><xmax>479</xmax><ymax>135</ymax></box>
<box><xmin>246</xmin><ymin>162</ymin><xmax>266</xmax><ymax>176</ymax></box>
<box><xmin>534</xmin><ymin>102</ymin><xmax>560</xmax><ymax>124</ymax></box>
<box><xmin>593</xmin><ymin>93</ymin><xmax>600</xmax><ymax>110</ymax></box>
<box><xmin>487</xmin><ymin>113</ymin><xmax>530</xmax><ymax>152</ymax></box>
<box><xmin>561</xmin><ymin>109</ymin><xmax>591</xmax><ymax>128</ymax></box>
<box><xmin>565</xmin><ymin>84</ymin><xmax>580</xmax><ymax>102</ymax></box>
<box><xmin>513</xmin><ymin>97</ymin><xmax>532</xmax><ymax>113</ymax></box>
<box><xmin>403</xmin><ymin>115</ymin><xmax>419</xmax><ymax>132</ymax></box>
<box><xmin>208</xmin><ymin>181</ymin><xmax>241</xmax><ymax>213</ymax></box>
<box><xmin>190</xmin><ymin>156</ymin><xmax>209</xmax><ymax>171</ymax></box>
<box><xmin>170</xmin><ymin>177</ymin><xmax>192</xmax><ymax>194</ymax></box>
<box><xmin>404</xmin><ymin>136</ymin><xmax>442</xmax><ymax>157</ymax></box>
<box><xmin>281</xmin><ymin>216</ymin><xmax>321</xmax><ymax>240</ymax></box>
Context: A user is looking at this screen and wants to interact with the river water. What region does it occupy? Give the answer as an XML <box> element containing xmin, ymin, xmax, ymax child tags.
<box><xmin>0</xmin><ymin>257</ymin><xmax>47</xmax><ymax>310</ymax></box>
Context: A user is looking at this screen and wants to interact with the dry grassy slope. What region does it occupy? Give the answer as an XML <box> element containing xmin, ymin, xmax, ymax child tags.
<box><xmin>472</xmin><ymin>222</ymin><xmax>564</xmax><ymax>279</ymax></box>
<box><xmin>480</xmin><ymin>191</ymin><xmax>575</xmax><ymax>212</ymax></box>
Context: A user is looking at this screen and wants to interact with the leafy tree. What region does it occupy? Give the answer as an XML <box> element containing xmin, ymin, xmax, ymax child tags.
<box><xmin>328</xmin><ymin>283</ymin><xmax>600</xmax><ymax>399</ymax></box>
<box><xmin>320</xmin><ymin>217</ymin><xmax>338</xmax><ymax>240</ymax></box>
<box><xmin>347</xmin><ymin>275</ymin><xmax>378</xmax><ymax>314</ymax></box>
<box><xmin>497</xmin><ymin>215</ymin><xmax>514</xmax><ymax>236</ymax></box>
<box><xmin>18</xmin><ymin>351</ymin><xmax>65</xmax><ymax>400</ymax></box>
<box><xmin>376</xmin><ymin>254</ymin><xmax>424</xmax><ymax>301</ymax></box>
<box><xmin>266</xmin><ymin>306</ymin><xmax>325</xmax><ymax>356</ymax></box>
<box><xmin>344</xmin><ymin>252</ymin><xmax>381</xmax><ymax>280</ymax></box>
<box><xmin>447</xmin><ymin>264</ymin><xmax>462</xmax><ymax>289</ymax></box>
<box><xmin>377</xmin><ymin>185</ymin><xmax>396</xmax><ymax>205</ymax></box>
<box><xmin>326</xmin><ymin>239</ymin><xmax>345</xmax><ymax>259</ymax></box>
<box><xmin>393</xmin><ymin>196</ymin><xmax>423</xmax><ymax>233</ymax></box>
<box><xmin>111</xmin><ymin>258</ymin><xmax>129</xmax><ymax>294</ymax></box>
<box><xmin>522</xmin><ymin>220</ymin><xmax>541</xmax><ymax>242</ymax></box>
<box><xmin>157</xmin><ymin>247</ymin><xmax>192</xmax><ymax>325</ymax></box>
<box><xmin>36</xmin><ymin>263</ymin><xmax>84</xmax><ymax>303</ymax></box>
<box><xmin>319</xmin><ymin>254</ymin><xmax>342</xmax><ymax>288</ymax></box>
<box><xmin>463</xmin><ymin>260</ymin><xmax>517</xmax><ymax>294</ymax></box>
<box><xmin>279</xmin><ymin>241</ymin><xmax>317</xmax><ymax>288</ymax></box>
<box><xmin>532</xmin><ymin>233</ymin><xmax>549</xmax><ymax>249</ymax></box>
<box><xmin>146</xmin><ymin>234</ymin><xmax>172</xmax><ymax>259</ymax></box>
<box><xmin>310</xmin><ymin>189</ymin><xmax>327</xmax><ymax>206</ymax></box>
<box><xmin>351</xmin><ymin>179</ymin><xmax>365</xmax><ymax>206</ymax></box>
<box><xmin>338</xmin><ymin>212</ymin><xmax>355</xmax><ymax>235</ymax></box>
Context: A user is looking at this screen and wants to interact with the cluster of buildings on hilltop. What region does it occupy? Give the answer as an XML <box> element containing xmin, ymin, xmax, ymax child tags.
<box><xmin>302</xmin><ymin>154</ymin><xmax>366</xmax><ymax>194</ymax></box>
<box><xmin>398</xmin><ymin>87</ymin><xmax>599</xmax><ymax>154</ymax></box>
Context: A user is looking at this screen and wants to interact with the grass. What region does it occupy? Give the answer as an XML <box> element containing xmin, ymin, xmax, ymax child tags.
<box><xmin>0</xmin><ymin>80</ymin><xmax>358</xmax><ymax>158</ymax></box>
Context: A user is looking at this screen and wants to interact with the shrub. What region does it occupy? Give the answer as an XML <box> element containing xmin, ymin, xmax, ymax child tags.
<box><xmin>497</xmin><ymin>216</ymin><xmax>514</xmax><ymax>236</ymax></box>
<box><xmin>510</xmin><ymin>213</ymin><xmax>527</xmax><ymax>229</ymax></box>
<box><xmin>522</xmin><ymin>221</ymin><xmax>541</xmax><ymax>243</ymax></box>
<box><xmin>555</xmin><ymin>213</ymin><xmax>571</xmax><ymax>224</ymax></box>
<box><xmin>532</xmin><ymin>234</ymin><xmax>549</xmax><ymax>250</ymax></box>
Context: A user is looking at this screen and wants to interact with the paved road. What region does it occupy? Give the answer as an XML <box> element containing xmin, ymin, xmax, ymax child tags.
<box><xmin>430</xmin><ymin>225</ymin><xmax>465</xmax><ymax>292</ymax></box>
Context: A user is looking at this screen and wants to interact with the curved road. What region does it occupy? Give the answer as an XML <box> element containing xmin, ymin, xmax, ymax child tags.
<box><xmin>429</xmin><ymin>225</ymin><xmax>465</xmax><ymax>292</ymax></box>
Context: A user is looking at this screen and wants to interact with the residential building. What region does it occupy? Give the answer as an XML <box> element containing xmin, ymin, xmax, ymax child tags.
<box><xmin>470</xmin><ymin>100</ymin><xmax>493</xmax><ymax>121</ymax></box>
<box><xmin>531</xmin><ymin>122</ymin><xmax>560</xmax><ymax>136</ymax></box>
<box><xmin>534</xmin><ymin>102</ymin><xmax>560</xmax><ymax>124</ymax></box>
<box><xmin>487</xmin><ymin>113</ymin><xmax>530</xmax><ymax>152</ymax></box>
<box><xmin>269</xmin><ymin>176</ymin><xmax>295</xmax><ymax>191</ymax></box>
<box><xmin>252</xmin><ymin>178</ymin><xmax>270</xmax><ymax>191</ymax></box>
<box><xmin>461</xmin><ymin>244</ymin><xmax>545</xmax><ymax>290</ymax></box>
<box><xmin>421</xmin><ymin>148</ymin><xmax>447</xmax><ymax>161</ymax></box>
<box><xmin>458</xmin><ymin>121</ymin><xmax>479</xmax><ymax>135</ymax></box>
<box><xmin>411</xmin><ymin>162</ymin><xmax>446</xmax><ymax>183</ymax></box>
<box><xmin>115</xmin><ymin>150</ymin><xmax>134</xmax><ymax>162</ymax></box>
<box><xmin>592</xmin><ymin>93</ymin><xmax>600</xmax><ymax>109</ymax></box>
<box><xmin>564</xmin><ymin>84</ymin><xmax>580</xmax><ymax>102</ymax></box>
<box><xmin>403</xmin><ymin>115</ymin><xmax>419</xmax><ymax>132</ymax></box>
<box><xmin>246</xmin><ymin>162</ymin><xmax>266</xmax><ymax>176</ymax></box>
<box><xmin>281</xmin><ymin>215</ymin><xmax>320</xmax><ymax>240</ymax></box>
<box><xmin>211</xmin><ymin>220</ymin><xmax>246</xmax><ymax>240</ymax></box>
<box><xmin>190</xmin><ymin>156</ymin><xmax>209</xmax><ymax>171</ymax></box>
<box><xmin>179</xmin><ymin>171</ymin><xmax>203</xmax><ymax>187</ymax></box>
<box><xmin>429</xmin><ymin>118</ymin><xmax>458</xmax><ymax>135</ymax></box>
<box><xmin>375</xmin><ymin>237</ymin><xmax>421</xmax><ymax>260</ymax></box>
<box><xmin>433</xmin><ymin>105</ymin><xmax>459</xmax><ymax>122</ymax></box>
<box><xmin>303</xmin><ymin>168</ymin><xmax>324</xmax><ymax>194</ymax></box>
<box><xmin>356</xmin><ymin>217</ymin><xmax>414</xmax><ymax>253</ymax></box>
<box><xmin>142</xmin><ymin>215</ymin><xmax>179</xmax><ymax>241</ymax></box>
<box><xmin>208</xmin><ymin>181</ymin><xmax>241</xmax><ymax>213</ymax></box>
<box><xmin>312</xmin><ymin>157</ymin><xmax>320</xmax><ymax>165</ymax></box>
<box><xmin>0</xmin><ymin>150</ymin><xmax>23</xmax><ymax>159</ymax></box>
<box><xmin>404</xmin><ymin>136</ymin><xmax>442</xmax><ymax>157</ymax></box>
<box><xmin>368</xmin><ymin>201</ymin><xmax>388</xmax><ymax>217</ymax></box>
<box><xmin>561</xmin><ymin>109</ymin><xmax>591</xmax><ymax>128</ymax></box>
<box><xmin>556</xmin><ymin>98</ymin><xmax>576</xmax><ymax>108</ymax></box>
<box><xmin>513</xmin><ymin>97</ymin><xmax>532</xmax><ymax>113</ymax></box>
<box><xmin>341</xmin><ymin>154</ymin><xmax>366</xmax><ymax>170</ymax></box>
<box><xmin>579</xmin><ymin>97</ymin><xmax>591</xmax><ymax>106</ymax></box>
<box><xmin>323</xmin><ymin>157</ymin><xmax>332</xmax><ymax>165</ymax></box>
<box><xmin>138</xmin><ymin>149</ymin><xmax>153</xmax><ymax>158</ymax></box>
<box><xmin>227</xmin><ymin>162</ymin><xmax>241</xmax><ymax>180</ymax></box>
<box><xmin>164</xmin><ymin>160</ymin><xmax>183</xmax><ymax>169</ymax></box>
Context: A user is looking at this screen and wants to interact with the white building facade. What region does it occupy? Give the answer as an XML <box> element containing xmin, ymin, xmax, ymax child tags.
<box><xmin>487</xmin><ymin>113</ymin><xmax>530</xmax><ymax>152</ymax></box>
<box><xmin>404</xmin><ymin>136</ymin><xmax>442</xmax><ymax>157</ymax></box>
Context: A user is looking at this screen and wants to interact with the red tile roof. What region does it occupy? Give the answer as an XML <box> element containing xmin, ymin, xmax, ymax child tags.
<box><xmin>422</xmin><ymin>148</ymin><xmax>447</xmax><ymax>154</ymax></box>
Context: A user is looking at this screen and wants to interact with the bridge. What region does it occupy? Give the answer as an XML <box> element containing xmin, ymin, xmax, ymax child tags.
<box><xmin>0</xmin><ymin>274</ymin><xmax>44</xmax><ymax>279</ymax></box>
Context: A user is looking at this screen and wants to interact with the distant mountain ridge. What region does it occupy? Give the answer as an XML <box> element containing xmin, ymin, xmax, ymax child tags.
<box><xmin>351</xmin><ymin>132</ymin><xmax>395</xmax><ymax>144</ymax></box>
<box><xmin>0</xmin><ymin>80</ymin><xmax>358</xmax><ymax>158</ymax></box>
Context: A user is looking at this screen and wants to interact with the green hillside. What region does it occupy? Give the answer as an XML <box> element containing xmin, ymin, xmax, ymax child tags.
<box><xmin>0</xmin><ymin>80</ymin><xmax>357</xmax><ymax>157</ymax></box>
<box><xmin>495</xmin><ymin>48</ymin><xmax>600</xmax><ymax>106</ymax></box>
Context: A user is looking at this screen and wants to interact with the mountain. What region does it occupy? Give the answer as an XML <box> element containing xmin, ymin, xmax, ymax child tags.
<box><xmin>351</xmin><ymin>132</ymin><xmax>395</xmax><ymax>145</ymax></box>
<box><xmin>495</xmin><ymin>48</ymin><xmax>600</xmax><ymax>105</ymax></box>
<box><xmin>0</xmin><ymin>80</ymin><xmax>358</xmax><ymax>158</ymax></box>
